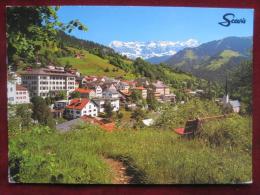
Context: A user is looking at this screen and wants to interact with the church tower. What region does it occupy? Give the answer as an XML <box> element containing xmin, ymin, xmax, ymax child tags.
<box><xmin>222</xmin><ymin>75</ymin><xmax>229</xmax><ymax>104</ymax></box>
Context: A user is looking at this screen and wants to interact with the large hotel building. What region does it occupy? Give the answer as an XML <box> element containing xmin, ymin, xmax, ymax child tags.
<box><xmin>20</xmin><ymin>68</ymin><xmax>76</xmax><ymax>98</ymax></box>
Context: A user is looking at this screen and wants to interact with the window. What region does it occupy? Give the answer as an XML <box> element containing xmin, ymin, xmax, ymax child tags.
<box><xmin>76</xmin><ymin>111</ymin><xmax>80</xmax><ymax>114</ymax></box>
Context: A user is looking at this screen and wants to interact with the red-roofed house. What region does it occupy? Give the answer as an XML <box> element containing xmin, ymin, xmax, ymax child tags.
<box><xmin>74</xmin><ymin>88</ymin><xmax>95</xmax><ymax>99</ymax></box>
<box><xmin>65</xmin><ymin>98</ymin><xmax>98</xmax><ymax>119</ymax></box>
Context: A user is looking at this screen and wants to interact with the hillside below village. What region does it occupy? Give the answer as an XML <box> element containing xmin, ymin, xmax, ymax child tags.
<box><xmin>7</xmin><ymin>6</ymin><xmax>252</xmax><ymax>184</ymax></box>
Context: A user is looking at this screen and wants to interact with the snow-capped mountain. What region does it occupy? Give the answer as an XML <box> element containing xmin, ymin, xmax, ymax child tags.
<box><xmin>109</xmin><ymin>39</ymin><xmax>199</xmax><ymax>59</ymax></box>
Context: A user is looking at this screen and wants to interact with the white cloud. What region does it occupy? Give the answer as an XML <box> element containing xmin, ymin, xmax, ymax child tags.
<box><xmin>109</xmin><ymin>39</ymin><xmax>199</xmax><ymax>59</ymax></box>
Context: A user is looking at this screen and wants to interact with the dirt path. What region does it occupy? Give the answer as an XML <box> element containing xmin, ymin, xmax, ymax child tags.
<box><xmin>104</xmin><ymin>157</ymin><xmax>132</xmax><ymax>184</ymax></box>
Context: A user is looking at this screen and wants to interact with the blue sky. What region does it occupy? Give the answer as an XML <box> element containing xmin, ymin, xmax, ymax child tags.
<box><xmin>57</xmin><ymin>6</ymin><xmax>254</xmax><ymax>46</ymax></box>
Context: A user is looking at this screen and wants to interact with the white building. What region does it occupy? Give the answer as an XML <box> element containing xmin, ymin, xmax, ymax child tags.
<box><xmin>21</xmin><ymin>68</ymin><xmax>76</xmax><ymax>98</ymax></box>
<box><xmin>83</xmin><ymin>84</ymin><xmax>103</xmax><ymax>98</ymax></box>
<box><xmin>54</xmin><ymin>100</ymin><xmax>69</xmax><ymax>109</ymax></box>
<box><xmin>7</xmin><ymin>80</ymin><xmax>16</xmax><ymax>104</ymax></box>
<box><xmin>102</xmin><ymin>89</ymin><xmax>119</xmax><ymax>99</ymax></box>
<box><xmin>7</xmin><ymin>80</ymin><xmax>30</xmax><ymax>104</ymax></box>
<box><xmin>65</xmin><ymin>98</ymin><xmax>98</xmax><ymax>119</ymax></box>
<box><xmin>92</xmin><ymin>98</ymin><xmax>120</xmax><ymax>113</ymax></box>
<box><xmin>222</xmin><ymin>94</ymin><xmax>240</xmax><ymax>113</ymax></box>
<box><xmin>91</xmin><ymin>85</ymin><xmax>103</xmax><ymax>97</ymax></box>
<box><xmin>16</xmin><ymin>85</ymin><xmax>30</xmax><ymax>104</ymax></box>
<box><xmin>116</xmin><ymin>81</ymin><xmax>130</xmax><ymax>93</ymax></box>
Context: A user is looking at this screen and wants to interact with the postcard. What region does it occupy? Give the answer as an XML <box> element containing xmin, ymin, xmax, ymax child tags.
<box><xmin>7</xmin><ymin>6</ymin><xmax>253</xmax><ymax>184</ymax></box>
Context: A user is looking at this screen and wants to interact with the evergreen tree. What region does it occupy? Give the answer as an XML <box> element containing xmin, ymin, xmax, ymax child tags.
<box><xmin>31</xmin><ymin>96</ymin><xmax>54</xmax><ymax>127</ymax></box>
<box><xmin>146</xmin><ymin>90</ymin><xmax>158</xmax><ymax>111</ymax></box>
<box><xmin>104</xmin><ymin>101</ymin><xmax>113</xmax><ymax>118</ymax></box>
<box><xmin>16</xmin><ymin>104</ymin><xmax>32</xmax><ymax>130</ymax></box>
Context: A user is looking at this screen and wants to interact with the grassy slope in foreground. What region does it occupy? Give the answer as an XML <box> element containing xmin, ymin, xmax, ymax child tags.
<box><xmin>9</xmin><ymin>115</ymin><xmax>252</xmax><ymax>184</ymax></box>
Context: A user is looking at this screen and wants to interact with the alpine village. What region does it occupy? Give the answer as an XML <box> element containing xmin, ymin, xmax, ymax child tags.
<box><xmin>7</xmin><ymin>7</ymin><xmax>252</xmax><ymax>184</ymax></box>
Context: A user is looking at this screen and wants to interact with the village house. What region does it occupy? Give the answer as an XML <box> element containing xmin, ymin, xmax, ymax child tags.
<box><xmin>152</xmin><ymin>80</ymin><xmax>170</xmax><ymax>97</ymax></box>
<box><xmin>20</xmin><ymin>68</ymin><xmax>76</xmax><ymax>98</ymax></box>
<box><xmin>135</xmin><ymin>78</ymin><xmax>149</xmax><ymax>87</ymax></box>
<box><xmin>151</xmin><ymin>80</ymin><xmax>176</xmax><ymax>102</ymax></box>
<box><xmin>54</xmin><ymin>100</ymin><xmax>69</xmax><ymax>109</ymax></box>
<box><xmin>7</xmin><ymin>80</ymin><xmax>16</xmax><ymax>104</ymax></box>
<box><xmin>64</xmin><ymin>98</ymin><xmax>98</xmax><ymax>119</ymax></box>
<box><xmin>83</xmin><ymin>82</ymin><xmax>103</xmax><ymax>97</ymax></box>
<box><xmin>74</xmin><ymin>88</ymin><xmax>96</xmax><ymax>99</ymax></box>
<box><xmin>102</xmin><ymin>88</ymin><xmax>119</xmax><ymax>99</ymax></box>
<box><xmin>116</xmin><ymin>81</ymin><xmax>130</xmax><ymax>93</ymax></box>
<box><xmin>16</xmin><ymin>84</ymin><xmax>30</xmax><ymax>104</ymax></box>
<box><xmin>123</xmin><ymin>80</ymin><xmax>137</xmax><ymax>88</ymax></box>
<box><xmin>161</xmin><ymin>93</ymin><xmax>176</xmax><ymax>103</ymax></box>
<box><xmin>133</xmin><ymin>86</ymin><xmax>147</xmax><ymax>99</ymax></box>
<box><xmin>7</xmin><ymin>80</ymin><xmax>30</xmax><ymax>104</ymax></box>
<box><xmin>92</xmin><ymin>97</ymin><xmax>120</xmax><ymax>112</ymax></box>
<box><xmin>89</xmin><ymin>85</ymin><xmax>103</xmax><ymax>97</ymax></box>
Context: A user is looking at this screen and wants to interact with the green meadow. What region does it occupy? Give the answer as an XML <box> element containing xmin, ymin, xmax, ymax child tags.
<box><xmin>9</xmin><ymin>101</ymin><xmax>252</xmax><ymax>184</ymax></box>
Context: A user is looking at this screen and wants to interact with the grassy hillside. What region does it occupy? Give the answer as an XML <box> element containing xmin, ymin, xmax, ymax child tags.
<box><xmin>57</xmin><ymin>48</ymin><xmax>126</xmax><ymax>77</ymax></box>
<box><xmin>165</xmin><ymin>37</ymin><xmax>252</xmax><ymax>82</ymax></box>
<box><xmin>206</xmin><ymin>50</ymin><xmax>241</xmax><ymax>71</ymax></box>
<box><xmin>9</xmin><ymin>115</ymin><xmax>251</xmax><ymax>184</ymax></box>
<box><xmin>9</xmin><ymin>99</ymin><xmax>252</xmax><ymax>184</ymax></box>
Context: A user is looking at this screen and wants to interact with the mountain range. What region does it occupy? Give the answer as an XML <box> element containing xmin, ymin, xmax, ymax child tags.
<box><xmin>109</xmin><ymin>36</ymin><xmax>252</xmax><ymax>82</ymax></box>
<box><xmin>165</xmin><ymin>36</ymin><xmax>252</xmax><ymax>82</ymax></box>
<box><xmin>109</xmin><ymin>39</ymin><xmax>199</xmax><ymax>59</ymax></box>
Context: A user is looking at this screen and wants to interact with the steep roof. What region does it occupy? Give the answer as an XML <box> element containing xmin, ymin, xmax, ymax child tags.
<box><xmin>16</xmin><ymin>84</ymin><xmax>28</xmax><ymax>91</ymax></box>
<box><xmin>152</xmin><ymin>81</ymin><xmax>167</xmax><ymax>88</ymax></box>
<box><xmin>20</xmin><ymin>68</ymin><xmax>75</xmax><ymax>77</ymax></box>
<box><xmin>66</xmin><ymin>98</ymin><xmax>90</xmax><ymax>110</ymax></box>
<box><xmin>103</xmin><ymin>88</ymin><xmax>119</xmax><ymax>94</ymax></box>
